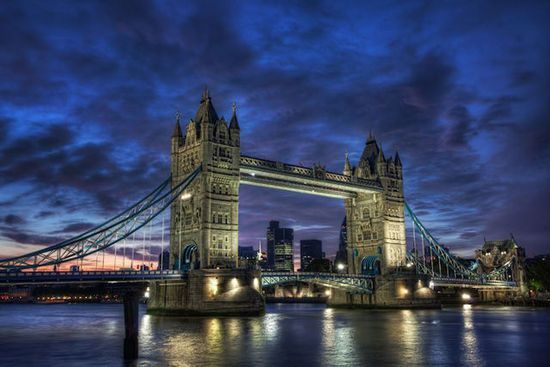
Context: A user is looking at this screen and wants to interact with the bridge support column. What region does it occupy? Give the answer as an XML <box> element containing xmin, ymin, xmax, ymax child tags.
<box><xmin>328</xmin><ymin>274</ymin><xmax>439</xmax><ymax>309</ymax></box>
<box><xmin>148</xmin><ymin>269</ymin><xmax>264</xmax><ymax>316</ymax></box>
<box><xmin>123</xmin><ymin>290</ymin><xmax>140</xmax><ymax>360</ymax></box>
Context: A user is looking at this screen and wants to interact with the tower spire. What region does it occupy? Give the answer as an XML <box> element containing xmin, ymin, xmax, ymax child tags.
<box><xmin>343</xmin><ymin>151</ymin><xmax>352</xmax><ymax>176</ymax></box>
<box><xmin>172</xmin><ymin>111</ymin><xmax>183</xmax><ymax>138</ymax></box>
<box><xmin>367</xmin><ymin>130</ymin><xmax>375</xmax><ymax>142</ymax></box>
<box><xmin>229</xmin><ymin>101</ymin><xmax>240</xmax><ymax>130</ymax></box>
<box><xmin>394</xmin><ymin>151</ymin><xmax>402</xmax><ymax>166</ymax></box>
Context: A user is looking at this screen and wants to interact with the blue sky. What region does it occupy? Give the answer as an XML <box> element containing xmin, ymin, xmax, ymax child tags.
<box><xmin>0</xmin><ymin>0</ymin><xmax>549</xmax><ymax>263</ymax></box>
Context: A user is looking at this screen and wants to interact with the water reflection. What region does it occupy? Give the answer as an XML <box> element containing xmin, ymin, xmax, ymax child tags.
<box><xmin>461</xmin><ymin>304</ymin><xmax>482</xmax><ymax>366</ymax></box>
<box><xmin>398</xmin><ymin>309</ymin><xmax>421</xmax><ymax>363</ymax></box>
<box><xmin>0</xmin><ymin>304</ymin><xmax>548</xmax><ymax>366</ymax></box>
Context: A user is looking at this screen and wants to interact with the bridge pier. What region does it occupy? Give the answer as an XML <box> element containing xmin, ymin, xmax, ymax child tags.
<box><xmin>148</xmin><ymin>269</ymin><xmax>264</xmax><ymax>316</ymax></box>
<box><xmin>328</xmin><ymin>274</ymin><xmax>439</xmax><ymax>309</ymax></box>
<box><xmin>123</xmin><ymin>290</ymin><xmax>140</xmax><ymax>360</ymax></box>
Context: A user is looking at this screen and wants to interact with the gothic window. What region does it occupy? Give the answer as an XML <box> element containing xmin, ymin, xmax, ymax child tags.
<box><xmin>362</xmin><ymin>209</ymin><xmax>369</xmax><ymax>219</ymax></box>
<box><xmin>213</xmin><ymin>235</ymin><xmax>216</xmax><ymax>242</ymax></box>
<box><xmin>224</xmin><ymin>214</ymin><xmax>228</xmax><ymax>224</ymax></box>
<box><xmin>357</xmin><ymin>233</ymin><xmax>363</xmax><ymax>242</ymax></box>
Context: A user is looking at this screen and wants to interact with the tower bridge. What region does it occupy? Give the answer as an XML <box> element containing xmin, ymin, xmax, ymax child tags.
<box><xmin>0</xmin><ymin>89</ymin><xmax>525</xmax><ymax>357</ymax></box>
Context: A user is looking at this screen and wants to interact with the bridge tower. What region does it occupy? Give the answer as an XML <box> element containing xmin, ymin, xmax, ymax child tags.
<box><xmin>170</xmin><ymin>89</ymin><xmax>241</xmax><ymax>269</ymax></box>
<box><xmin>343</xmin><ymin>133</ymin><xmax>406</xmax><ymax>275</ymax></box>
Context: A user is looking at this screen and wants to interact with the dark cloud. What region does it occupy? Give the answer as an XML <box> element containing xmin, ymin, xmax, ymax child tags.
<box><xmin>3</xmin><ymin>215</ymin><xmax>26</xmax><ymax>226</ymax></box>
<box><xmin>55</xmin><ymin>222</ymin><xmax>96</xmax><ymax>234</ymax></box>
<box><xmin>0</xmin><ymin>0</ymin><xmax>549</xmax><ymax>259</ymax></box>
<box><xmin>1</xmin><ymin>227</ymin><xmax>63</xmax><ymax>247</ymax></box>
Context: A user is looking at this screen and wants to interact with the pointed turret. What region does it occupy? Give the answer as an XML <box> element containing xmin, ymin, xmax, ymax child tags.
<box><xmin>375</xmin><ymin>144</ymin><xmax>386</xmax><ymax>176</ymax></box>
<box><xmin>171</xmin><ymin>111</ymin><xmax>183</xmax><ymax>153</ymax></box>
<box><xmin>343</xmin><ymin>152</ymin><xmax>352</xmax><ymax>176</ymax></box>
<box><xmin>394</xmin><ymin>151</ymin><xmax>402</xmax><ymax>166</ymax></box>
<box><xmin>377</xmin><ymin>144</ymin><xmax>386</xmax><ymax>162</ymax></box>
<box><xmin>195</xmin><ymin>86</ymin><xmax>219</xmax><ymax>124</ymax></box>
<box><xmin>229</xmin><ymin>102</ymin><xmax>240</xmax><ymax>130</ymax></box>
<box><xmin>172</xmin><ymin>116</ymin><xmax>183</xmax><ymax>139</ymax></box>
<box><xmin>367</xmin><ymin>130</ymin><xmax>375</xmax><ymax>142</ymax></box>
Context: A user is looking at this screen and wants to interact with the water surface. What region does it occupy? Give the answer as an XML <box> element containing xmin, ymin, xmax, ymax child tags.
<box><xmin>0</xmin><ymin>303</ymin><xmax>547</xmax><ymax>366</ymax></box>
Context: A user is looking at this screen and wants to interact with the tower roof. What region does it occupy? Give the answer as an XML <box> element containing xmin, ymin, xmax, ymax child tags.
<box><xmin>194</xmin><ymin>87</ymin><xmax>219</xmax><ymax>124</ymax></box>
<box><xmin>360</xmin><ymin>133</ymin><xmax>379</xmax><ymax>168</ymax></box>
<box><xmin>229</xmin><ymin>102</ymin><xmax>240</xmax><ymax>130</ymax></box>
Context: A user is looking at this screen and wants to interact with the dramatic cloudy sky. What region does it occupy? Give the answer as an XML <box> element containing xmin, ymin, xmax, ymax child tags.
<box><xmin>0</xmin><ymin>0</ymin><xmax>549</xmax><ymax>266</ymax></box>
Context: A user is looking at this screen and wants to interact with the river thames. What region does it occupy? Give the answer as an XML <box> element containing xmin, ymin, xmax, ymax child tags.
<box><xmin>0</xmin><ymin>303</ymin><xmax>547</xmax><ymax>366</ymax></box>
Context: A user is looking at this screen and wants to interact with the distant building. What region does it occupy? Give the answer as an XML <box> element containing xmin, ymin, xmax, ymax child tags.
<box><xmin>257</xmin><ymin>241</ymin><xmax>269</xmax><ymax>270</ymax></box>
<box><xmin>267</xmin><ymin>221</ymin><xmax>294</xmax><ymax>271</ymax></box>
<box><xmin>238</xmin><ymin>246</ymin><xmax>257</xmax><ymax>268</ymax></box>
<box><xmin>158</xmin><ymin>250</ymin><xmax>170</xmax><ymax>270</ymax></box>
<box><xmin>300</xmin><ymin>239</ymin><xmax>323</xmax><ymax>271</ymax></box>
<box><xmin>238</xmin><ymin>246</ymin><xmax>257</xmax><ymax>259</ymax></box>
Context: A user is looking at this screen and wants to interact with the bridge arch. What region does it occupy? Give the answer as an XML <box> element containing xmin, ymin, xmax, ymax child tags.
<box><xmin>174</xmin><ymin>242</ymin><xmax>199</xmax><ymax>271</ymax></box>
<box><xmin>361</xmin><ymin>256</ymin><xmax>381</xmax><ymax>276</ymax></box>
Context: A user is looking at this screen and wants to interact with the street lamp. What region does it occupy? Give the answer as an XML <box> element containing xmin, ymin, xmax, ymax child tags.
<box><xmin>336</xmin><ymin>263</ymin><xmax>345</xmax><ymax>272</ymax></box>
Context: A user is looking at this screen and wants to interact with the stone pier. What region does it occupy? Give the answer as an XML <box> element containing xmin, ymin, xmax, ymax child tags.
<box><xmin>147</xmin><ymin>269</ymin><xmax>264</xmax><ymax>316</ymax></box>
<box><xmin>328</xmin><ymin>274</ymin><xmax>440</xmax><ymax>309</ymax></box>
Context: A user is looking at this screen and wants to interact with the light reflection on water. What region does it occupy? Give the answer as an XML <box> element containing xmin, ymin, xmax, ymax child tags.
<box><xmin>0</xmin><ymin>303</ymin><xmax>548</xmax><ymax>366</ymax></box>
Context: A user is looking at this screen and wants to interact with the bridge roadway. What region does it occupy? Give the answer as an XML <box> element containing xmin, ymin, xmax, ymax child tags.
<box><xmin>0</xmin><ymin>270</ymin><xmax>376</xmax><ymax>293</ymax></box>
<box><xmin>0</xmin><ymin>270</ymin><xmax>185</xmax><ymax>285</ymax></box>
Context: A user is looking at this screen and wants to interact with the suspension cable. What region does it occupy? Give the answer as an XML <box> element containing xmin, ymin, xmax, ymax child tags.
<box><xmin>161</xmin><ymin>209</ymin><xmax>165</xmax><ymax>275</ymax></box>
<box><xmin>131</xmin><ymin>232</ymin><xmax>135</xmax><ymax>270</ymax></box>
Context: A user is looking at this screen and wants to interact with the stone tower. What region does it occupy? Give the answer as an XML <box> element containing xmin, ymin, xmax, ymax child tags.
<box><xmin>170</xmin><ymin>89</ymin><xmax>241</xmax><ymax>269</ymax></box>
<box><xmin>343</xmin><ymin>133</ymin><xmax>405</xmax><ymax>275</ymax></box>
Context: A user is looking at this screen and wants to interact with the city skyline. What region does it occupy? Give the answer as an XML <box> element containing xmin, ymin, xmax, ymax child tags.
<box><xmin>1</xmin><ymin>1</ymin><xmax>549</xmax><ymax>264</ymax></box>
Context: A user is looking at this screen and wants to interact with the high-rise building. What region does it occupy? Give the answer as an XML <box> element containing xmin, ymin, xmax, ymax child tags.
<box><xmin>300</xmin><ymin>239</ymin><xmax>323</xmax><ymax>271</ymax></box>
<box><xmin>267</xmin><ymin>221</ymin><xmax>294</xmax><ymax>271</ymax></box>
<box><xmin>158</xmin><ymin>250</ymin><xmax>170</xmax><ymax>270</ymax></box>
<box><xmin>335</xmin><ymin>217</ymin><xmax>347</xmax><ymax>267</ymax></box>
<box><xmin>266</xmin><ymin>221</ymin><xmax>278</xmax><ymax>268</ymax></box>
<box><xmin>274</xmin><ymin>240</ymin><xmax>294</xmax><ymax>272</ymax></box>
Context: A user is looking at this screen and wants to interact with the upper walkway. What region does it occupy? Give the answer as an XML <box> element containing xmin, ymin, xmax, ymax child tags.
<box><xmin>239</xmin><ymin>155</ymin><xmax>382</xmax><ymax>199</ymax></box>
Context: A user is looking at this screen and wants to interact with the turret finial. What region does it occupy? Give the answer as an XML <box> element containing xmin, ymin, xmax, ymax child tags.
<box><xmin>368</xmin><ymin>130</ymin><xmax>375</xmax><ymax>142</ymax></box>
<box><xmin>175</xmin><ymin>110</ymin><xmax>181</xmax><ymax>123</ymax></box>
<box><xmin>201</xmin><ymin>86</ymin><xmax>209</xmax><ymax>101</ymax></box>
<box><xmin>232</xmin><ymin>102</ymin><xmax>237</xmax><ymax>114</ymax></box>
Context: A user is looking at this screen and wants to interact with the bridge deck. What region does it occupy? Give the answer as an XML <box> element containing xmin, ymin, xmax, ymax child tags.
<box><xmin>0</xmin><ymin>270</ymin><xmax>186</xmax><ymax>285</ymax></box>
